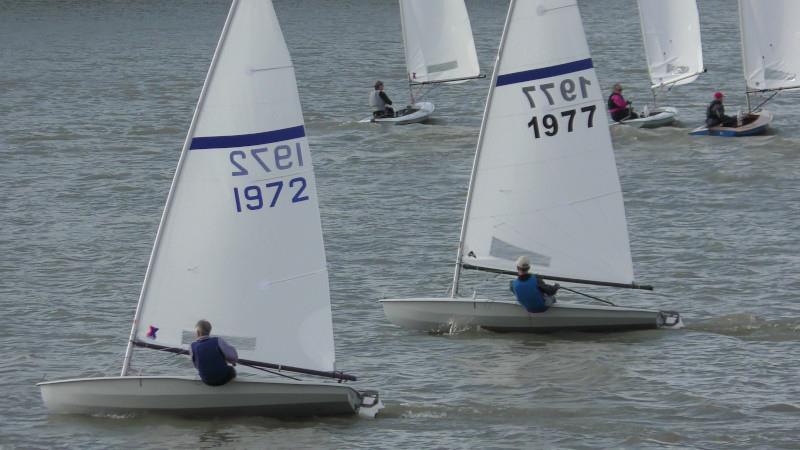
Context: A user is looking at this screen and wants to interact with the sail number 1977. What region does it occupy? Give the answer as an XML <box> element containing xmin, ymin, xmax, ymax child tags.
<box><xmin>521</xmin><ymin>75</ymin><xmax>596</xmax><ymax>139</ymax></box>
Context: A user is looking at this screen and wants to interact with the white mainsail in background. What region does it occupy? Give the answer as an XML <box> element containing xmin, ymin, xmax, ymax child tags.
<box><xmin>457</xmin><ymin>0</ymin><xmax>634</xmax><ymax>287</ymax></box>
<box><xmin>739</xmin><ymin>0</ymin><xmax>800</xmax><ymax>91</ymax></box>
<box><xmin>399</xmin><ymin>0</ymin><xmax>480</xmax><ymax>84</ymax></box>
<box><xmin>637</xmin><ymin>0</ymin><xmax>704</xmax><ymax>90</ymax></box>
<box><xmin>130</xmin><ymin>0</ymin><xmax>335</xmax><ymax>373</ymax></box>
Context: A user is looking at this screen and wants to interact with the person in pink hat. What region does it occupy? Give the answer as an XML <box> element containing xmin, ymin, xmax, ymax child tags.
<box><xmin>706</xmin><ymin>91</ymin><xmax>736</xmax><ymax>127</ymax></box>
<box><xmin>607</xmin><ymin>83</ymin><xmax>638</xmax><ymax>122</ymax></box>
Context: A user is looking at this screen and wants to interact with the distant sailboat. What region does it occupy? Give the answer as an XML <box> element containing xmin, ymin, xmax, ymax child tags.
<box><xmin>691</xmin><ymin>0</ymin><xmax>798</xmax><ymax>136</ymax></box>
<box><xmin>381</xmin><ymin>0</ymin><xmax>680</xmax><ymax>333</ymax></box>
<box><xmin>39</xmin><ymin>0</ymin><xmax>381</xmax><ymax>418</ymax></box>
<box><xmin>360</xmin><ymin>0</ymin><xmax>481</xmax><ymax>125</ymax></box>
<box><xmin>613</xmin><ymin>0</ymin><xmax>705</xmax><ymax>128</ymax></box>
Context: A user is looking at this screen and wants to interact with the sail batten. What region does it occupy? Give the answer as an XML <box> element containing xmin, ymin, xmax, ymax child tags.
<box><xmin>739</xmin><ymin>0</ymin><xmax>800</xmax><ymax>91</ymax></box>
<box><xmin>457</xmin><ymin>0</ymin><xmax>635</xmax><ymax>289</ymax></box>
<box><xmin>128</xmin><ymin>0</ymin><xmax>336</xmax><ymax>374</ymax></box>
<box><xmin>637</xmin><ymin>0</ymin><xmax>704</xmax><ymax>90</ymax></box>
<box><xmin>399</xmin><ymin>0</ymin><xmax>480</xmax><ymax>84</ymax></box>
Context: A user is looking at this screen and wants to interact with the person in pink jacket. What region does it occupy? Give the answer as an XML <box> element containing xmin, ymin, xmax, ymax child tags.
<box><xmin>607</xmin><ymin>83</ymin><xmax>638</xmax><ymax>122</ymax></box>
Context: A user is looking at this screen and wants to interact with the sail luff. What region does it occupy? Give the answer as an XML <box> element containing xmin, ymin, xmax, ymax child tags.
<box><xmin>120</xmin><ymin>0</ymin><xmax>241</xmax><ymax>376</ymax></box>
<box><xmin>451</xmin><ymin>0</ymin><xmax>517</xmax><ymax>297</ymax></box>
<box><xmin>397</xmin><ymin>0</ymin><xmax>413</xmax><ymax>103</ymax></box>
<box><xmin>738</xmin><ymin>0</ymin><xmax>748</xmax><ymax>95</ymax></box>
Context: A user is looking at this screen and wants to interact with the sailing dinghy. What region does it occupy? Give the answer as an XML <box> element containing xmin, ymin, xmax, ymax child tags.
<box><xmin>39</xmin><ymin>0</ymin><xmax>381</xmax><ymax>418</ymax></box>
<box><xmin>691</xmin><ymin>0</ymin><xmax>799</xmax><ymax>136</ymax></box>
<box><xmin>611</xmin><ymin>0</ymin><xmax>704</xmax><ymax>128</ymax></box>
<box><xmin>359</xmin><ymin>0</ymin><xmax>481</xmax><ymax>125</ymax></box>
<box><xmin>381</xmin><ymin>0</ymin><xmax>680</xmax><ymax>333</ymax></box>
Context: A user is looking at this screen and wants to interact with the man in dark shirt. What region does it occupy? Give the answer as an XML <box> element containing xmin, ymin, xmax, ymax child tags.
<box><xmin>509</xmin><ymin>256</ymin><xmax>559</xmax><ymax>313</ymax></box>
<box><xmin>189</xmin><ymin>320</ymin><xmax>238</xmax><ymax>386</ymax></box>
<box><xmin>370</xmin><ymin>80</ymin><xmax>395</xmax><ymax>118</ymax></box>
<box><xmin>706</xmin><ymin>91</ymin><xmax>737</xmax><ymax>127</ymax></box>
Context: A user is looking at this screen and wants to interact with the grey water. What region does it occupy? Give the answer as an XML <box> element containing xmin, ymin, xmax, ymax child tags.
<box><xmin>2</xmin><ymin>0</ymin><xmax>799</xmax><ymax>448</ymax></box>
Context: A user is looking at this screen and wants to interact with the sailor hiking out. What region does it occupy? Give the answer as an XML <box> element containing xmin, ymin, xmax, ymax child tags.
<box><xmin>190</xmin><ymin>320</ymin><xmax>238</xmax><ymax>386</ymax></box>
<box><xmin>510</xmin><ymin>256</ymin><xmax>560</xmax><ymax>313</ymax></box>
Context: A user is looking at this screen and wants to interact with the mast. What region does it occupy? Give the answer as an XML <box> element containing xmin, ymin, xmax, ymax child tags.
<box><xmin>120</xmin><ymin>0</ymin><xmax>240</xmax><ymax>376</ymax></box>
<box><xmin>737</xmin><ymin>0</ymin><xmax>751</xmax><ymax>113</ymax></box>
<box><xmin>397</xmin><ymin>0</ymin><xmax>414</xmax><ymax>104</ymax></box>
<box><xmin>450</xmin><ymin>0</ymin><xmax>516</xmax><ymax>297</ymax></box>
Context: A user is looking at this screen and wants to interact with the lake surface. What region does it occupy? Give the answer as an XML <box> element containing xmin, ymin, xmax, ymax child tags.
<box><xmin>1</xmin><ymin>0</ymin><xmax>799</xmax><ymax>448</ymax></box>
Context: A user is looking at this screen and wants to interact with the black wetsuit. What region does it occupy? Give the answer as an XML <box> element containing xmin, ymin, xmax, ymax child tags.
<box><xmin>706</xmin><ymin>100</ymin><xmax>737</xmax><ymax>127</ymax></box>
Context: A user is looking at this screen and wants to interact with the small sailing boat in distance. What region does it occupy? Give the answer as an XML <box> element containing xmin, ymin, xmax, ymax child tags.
<box><xmin>691</xmin><ymin>0</ymin><xmax>799</xmax><ymax>136</ymax></box>
<box><xmin>612</xmin><ymin>0</ymin><xmax>705</xmax><ymax>128</ymax></box>
<box><xmin>39</xmin><ymin>0</ymin><xmax>381</xmax><ymax>418</ymax></box>
<box><xmin>381</xmin><ymin>0</ymin><xmax>680</xmax><ymax>333</ymax></box>
<box><xmin>360</xmin><ymin>0</ymin><xmax>482</xmax><ymax>125</ymax></box>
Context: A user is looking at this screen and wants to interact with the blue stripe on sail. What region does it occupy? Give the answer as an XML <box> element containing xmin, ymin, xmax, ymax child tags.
<box><xmin>496</xmin><ymin>59</ymin><xmax>594</xmax><ymax>87</ymax></box>
<box><xmin>189</xmin><ymin>125</ymin><xmax>306</xmax><ymax>150</ymax></box>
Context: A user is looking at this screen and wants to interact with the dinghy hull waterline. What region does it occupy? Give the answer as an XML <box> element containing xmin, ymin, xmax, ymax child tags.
<box><xmin>610</xmin><ymin>107</ymin><xmax>677</xmax><ymax>129</ymax></box>
<box><xmin>38</xmin><ymin>376</ymin><xmax>381</xmax><ymax>418</ymax></box>
<box><xmin>359</xmin><ymin>101</ymin><xmax>434</xmax><ymax>125</ymax></box>
<box><xmin>689</xmin><ymin>110</ymin><xmax>772</xmax><ymax>136</ymax></box>
<box><xmin>381</xmin><ymin>298</ymin><xmax>681</xmax><ymax>333</ymax></box>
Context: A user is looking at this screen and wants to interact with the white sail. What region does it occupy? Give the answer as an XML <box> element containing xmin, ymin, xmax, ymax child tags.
<box><xmin>459</xmin><ymin>0</ymin><xmax>634</xmax><ymax>285</ymax></box>
<box><xmin>132</xmin><ymin>0</ymin><xmax>335</xmax><ymax>373</ymax></box>
<box><xmin>637</xmin><ymin>0</ymin><xmax>704</xmax><ymax>90</ymax></box>
<box><xmin>739</xmin><ymin>0</ymin><xmax>800</xmax><ymax>91</ymax></box>
<box><xmin>399</xmin><ymin>0</ymin><xmax>480</xmax><ymax>84</ymax></box>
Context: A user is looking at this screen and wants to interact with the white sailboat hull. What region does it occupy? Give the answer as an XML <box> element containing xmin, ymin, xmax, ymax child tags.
<box><xmin>610</xmin><ymin>106</ymin><xmax>678</xmax><ymax>128</ymax></box>
<box><xmin>359</xmin><ymin>101</ymin><xmax>434</xmax><ymax>125</ymax></box>
<box><xmin>38</xmin><ymin>376</ymin><xmax>376</xmax><ymax>418</ymax></box>
<box><xmin>380</xmin><ymin>297</ymin><xmax>680</xmax><ymax>333</ymax></box>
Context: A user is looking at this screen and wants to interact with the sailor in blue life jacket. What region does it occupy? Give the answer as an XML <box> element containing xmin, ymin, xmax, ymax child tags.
<box><xmin>189</xmin><ymin>319</ymin><xmax>238</xmax><ymax>386</ymax></box>
<box><xmin>509</xmin><ymin>256</ymin><xmax>560</xmax><ymax>313</ymax></box>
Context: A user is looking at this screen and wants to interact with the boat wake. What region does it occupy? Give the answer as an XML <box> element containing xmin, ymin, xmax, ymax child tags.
<box><xmin>688</xmin><ymin>313</ymin><xmax>800</xmax><ymax>341</ymax></box>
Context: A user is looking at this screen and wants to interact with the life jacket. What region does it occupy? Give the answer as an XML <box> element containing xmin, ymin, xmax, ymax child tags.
<box><xmin>706</xmin><ymin>99</ymin><xmax>724</xmax><ymax>119</ymax></box>
<box><xmin>369</xmin><ymin>90</ymin><xmax>385</xmax><ymax>112</ymax></box>
<box><xmin>511</xmin><ymin>274</ymin><xmax>548</xmax><ymax>313</ymax></box>
<box><xmin>607</xmin><ymin>93</ymin><xmax>625</xmax><ymax>113</ymax></box>
<box><xmin>191</xmin><ymin>337</ymin><xmax>230</xmax><ymax>385</ymax></box>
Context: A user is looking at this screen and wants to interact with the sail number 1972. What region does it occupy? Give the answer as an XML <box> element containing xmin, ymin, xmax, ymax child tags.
<box><xmin>227</xmin><ymin>143</ymin><xmax>310</xmax><ymax>213</ymax></box>
<box><xmin>521</xmin><ymin>76</ymin><xmax>596</xmax><ymax>139</ymax></box>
